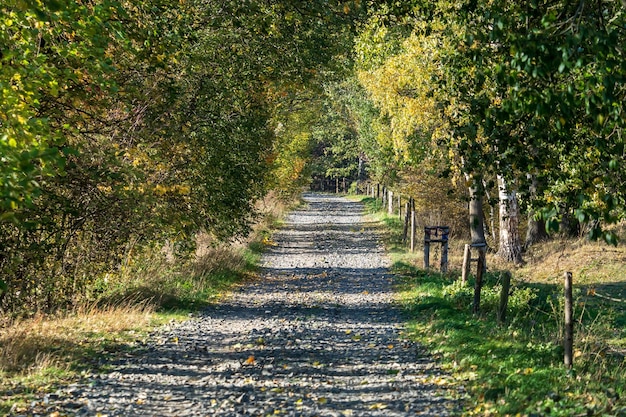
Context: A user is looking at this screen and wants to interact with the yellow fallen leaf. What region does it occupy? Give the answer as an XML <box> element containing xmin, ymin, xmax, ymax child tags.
<box><xmin>369</xmin><ymin>403</ymin><xmax>387</xmax><ymax>410</ymax></box>
<box><xmin>136</xmin><ymin>398</ymin><xmax>145</xmax><ymax>405</ymax></box>
<box><xmin>387</xmin><ymin>344</ymin><xmax>394</xmax><ymax>349</ymax></box>
<box><xmin>318</xmin><ymin>397</ymin><xmax>328</xmax><ymax>404</ymax></box>
<box><xmin>245</xmin><ymin>355</ymin><xmax>255</xmax><ymax>364</ymax></box>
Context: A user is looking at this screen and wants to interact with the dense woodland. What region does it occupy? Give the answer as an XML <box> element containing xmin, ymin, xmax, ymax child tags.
<box><xmin>1</xmin><ymin>0</ymin><xmax>626</xmax><ymax>315</ymax></box>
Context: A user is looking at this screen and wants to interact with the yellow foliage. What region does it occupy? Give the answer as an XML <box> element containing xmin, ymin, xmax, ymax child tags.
<box><xmin>358</xmin><ymin>32</ymin><xmax>444</xmax><ymax>162</ymax></box>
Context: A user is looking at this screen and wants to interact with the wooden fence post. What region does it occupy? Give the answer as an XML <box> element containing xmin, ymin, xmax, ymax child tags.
<box><xmin>498</xmin><ymin>271</ymin><xmax>511</xmax><ymax>324</ymax></box>
<box><xmin>402</xmin><ymin>202</ymin><xmax>410</xmax><ymax>244</ymax></box>
<box><xmin>410</xmin><ymin>200</ymin><xmax>416</xmax><ymax>253</ymax></box>
<box><xmin>423</xmin><ymin>228</ymin><xmax>430</xmax><ymax>269</ymax></box>
<box><xmin>461</xmin><ymin>244</ymin><xmax>471</xmax><ymax>283</ymax></box>
<box><xmin>388</xmin><ymin>191</ymin><xmax>393</xmax><ymax>214</ymax></box>
<box><xmin>441</xmin><ymin>235</ymin><xmax>449</xmax><ymax>273</ymax></box>
<box><xmin>473</xmin><ymin>247</ymin><xmax>486</xmax><ymax>314</ymax></box>
<box><xmin>564</xmin><ymin>271</ymin><xmax>574</xmax><ymax>368</ymax></box>
<box><xmin>397</xmin><ymin>193</ymin><xmax>401</xmax><ymax>218</ymax></box>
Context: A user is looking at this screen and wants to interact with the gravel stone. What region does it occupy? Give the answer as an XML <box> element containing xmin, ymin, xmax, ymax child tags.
<box><xmin>14</xmin><ymin>193</ymin><xmax>460</xmax><ymax>416</ymax></box>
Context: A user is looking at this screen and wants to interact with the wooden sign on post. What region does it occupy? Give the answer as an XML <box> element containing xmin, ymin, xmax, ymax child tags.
<box><xmin>423</xmin><ymin>226</ymin><xmax>449</xmax><ymax>273</ymax></box>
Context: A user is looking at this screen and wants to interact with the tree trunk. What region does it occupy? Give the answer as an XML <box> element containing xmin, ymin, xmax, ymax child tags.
<box><xmin>467</xmin><ymin>175</ymin><xmax>487</xmax><ymax>245</ymax></box>
<box><xmin>482</xmin><ymin>179</ymin><xmax>498</xmax><ymax>243</ymax></box>
<box><xmin>525</xmin><ymin>175</ymin><xmax>549</xmax><ymax>248</ymax></box>
<box><xmin>497</xmin><ymin>175</ymin><xmax>523</xmax><ymax>264</ymax></box>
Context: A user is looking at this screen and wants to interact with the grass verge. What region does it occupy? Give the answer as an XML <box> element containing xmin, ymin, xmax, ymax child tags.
<box><xmin>360</xmin><ymin>196</ymin><xmax>626</xmax><ymax>417</ymax></box>
<box><xmin>0</xmin><ymin>194</ymin><xmax>295</xmax><ymax>415</ymax></box>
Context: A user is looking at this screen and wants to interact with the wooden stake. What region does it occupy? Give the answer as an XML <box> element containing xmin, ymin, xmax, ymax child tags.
<box><xmin>397</xmin><ymin>193</ymin><xmax>401</xmax><ymax>218</ymax></box>
<box><xmin>564</xmin><ymin>271</ymin><xmax>574</xmax><ymax>368</ymax></box>
<box><xmin>462</xmin><ymin>244</ymin><xmax>471</xmax><ymax>283</ymax></box>
<box><xmin>473</xmin><ymin>247</ymin><xmax>486</xmax><ymax>314</ymax></box>
<box><xmin>441</xmin><ymin>238</ymin><xmax>448</xmax><ymax>273</ymax></box>
<box><xmin>410</xmin><ymin>204</ymin><xmax>416</xmax><ymax>253</ymax></box>
<box><xmin>402</xmin><ymin>202</ymin><xmax>410</xmax><ymax>244</ymax></box>
<box><xmin>498</xmin><ymin>271</ymin><xmax>511</xmax><ymax>324</ymax></box>
<box><xmin>423</xmin><ymin>228</ymin><xmax>430</xmax><ymax>269</ymax></box>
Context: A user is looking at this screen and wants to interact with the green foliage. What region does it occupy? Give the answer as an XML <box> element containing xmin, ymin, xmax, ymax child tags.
<box><xmin>351</xmin><ymin>0</ymin><xmax>626</xmax><ymax>245</ymax></box>
<box><xmin>0</xmin><ymin>0</ymin><xmax>367</xmax><ymax>315</ymax></box>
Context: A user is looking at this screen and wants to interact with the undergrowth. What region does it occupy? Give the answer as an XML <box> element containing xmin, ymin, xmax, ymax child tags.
<box><xmin>362</xmin><ymin>195</ymin><xmax>626</xmax><ymax>416</ymax></box>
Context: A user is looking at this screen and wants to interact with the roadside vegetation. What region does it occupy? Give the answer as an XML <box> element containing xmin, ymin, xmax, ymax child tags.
<box><xmin>0</xmin><ymin>195</ymin><xmax>292</xmax><ymax>415</ymax></box>
<box><xmin>363</xmin><ymin>196</ymin><xmax>626</xmax><ymax>416</ymax></box>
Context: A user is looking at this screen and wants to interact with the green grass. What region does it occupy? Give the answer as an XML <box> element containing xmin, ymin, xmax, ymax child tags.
<box><xmin>358</xmin><ymin>195</ymin><xmax>626</xmax><ymax>416</ymax></box>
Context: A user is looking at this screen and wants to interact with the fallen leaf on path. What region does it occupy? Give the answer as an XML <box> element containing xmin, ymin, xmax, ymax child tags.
<box><xmin>245</xmin><ymin>355</ymin><xmax>255</xmax><ymax>365</ymax></box>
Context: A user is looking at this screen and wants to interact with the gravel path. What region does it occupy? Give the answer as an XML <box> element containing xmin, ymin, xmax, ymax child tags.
<box><xmin>17</xmin><ymin>193</ymin><xmax>458</xmax><ymax>416</ymax></box>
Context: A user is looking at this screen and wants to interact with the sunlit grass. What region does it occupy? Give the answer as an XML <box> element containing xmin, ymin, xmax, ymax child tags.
<box><xmin>358</xmin><ymin>194</ymin><xmax>626</xmax><ymax>416</ymax></box>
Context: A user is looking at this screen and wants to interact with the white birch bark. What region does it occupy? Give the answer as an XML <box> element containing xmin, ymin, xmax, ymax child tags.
<box><xmin>497</xmin><ymin>175</ymin><xmax>523</xmax><ymax>263</ymax></box>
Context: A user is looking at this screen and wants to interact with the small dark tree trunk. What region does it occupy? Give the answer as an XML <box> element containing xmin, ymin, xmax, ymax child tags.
<box><xmin>525</xmin><ymin>175</ymin><xmax>549</xmax><ymax>248</ymax></box>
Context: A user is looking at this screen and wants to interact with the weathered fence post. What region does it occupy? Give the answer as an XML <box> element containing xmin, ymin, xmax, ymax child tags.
<box><xmin>564</xmin><ymin>271</ymin><xmax>574</xmax><ymax>368</ymax></box>
<box><xmin>397</xmin><ymin>193</ymin><xmax>401</xmax><ymax>218</ymax></box>
<box><xmin>473</xmin><ymin>247</ymin><xmax>486</xmax><ymax>314</ymax></box>
<box><xmin>441</xmin><ymin>230</ymin><xmax>449</xmax><ymax>273</ymax></box>
<box><xmin>423</xmin><ymin>228</ymin><xmax>430</xmax><ymax>269</ymax></box>
<box><xmin>410</xmin><ymin>200</ymin><xmax>416</xmax><ymax>252</ymax></box>
<box><xmin>498</xmin><ymin>271</ymin><xmax>511</xmax><ymax>324</ymax></box>
<box><xmin>402</xmin><ymin>202</ymin><xmax>410</xmax><ymax>244</ymax></box>
<box><xmin>461</xmin><ymin>244</ymin><xmax>471</xmax><ymax>283</ymax></box>
<box><xmin>388</xmin><ymin>190</ymin><xmax>394</xmax><ymax>214</ymax></box>
<box><xmin>376</xmin><ymin>183</ymin><xmax>380</xmax><ymax>200</ymax></box>
<box><xmin>342</xmin><ymin>177</ymin><xmax>346</xmax><ymax>193</ymax></box>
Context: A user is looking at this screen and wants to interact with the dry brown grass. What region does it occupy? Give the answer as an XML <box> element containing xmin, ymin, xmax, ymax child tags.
<box><xmin>396</xmin><ymin>229</ymin><xmax>626</xmax><ymax>298</ymax></box>
<box><xmin>0</xmin><ymin>303</ymin><xmax>153</xmax><ymax>376</ymax></box>
<box><xmin>514</xmin><ymin>238</ymin><xmax>626</xmax><ymax>286</ymax></box>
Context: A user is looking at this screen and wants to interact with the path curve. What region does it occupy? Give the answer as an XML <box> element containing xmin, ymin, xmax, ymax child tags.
<box><xmin>18</xmin><ymin>193</ymin><xmax>458</xmax><ymax>416</ymax></box>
